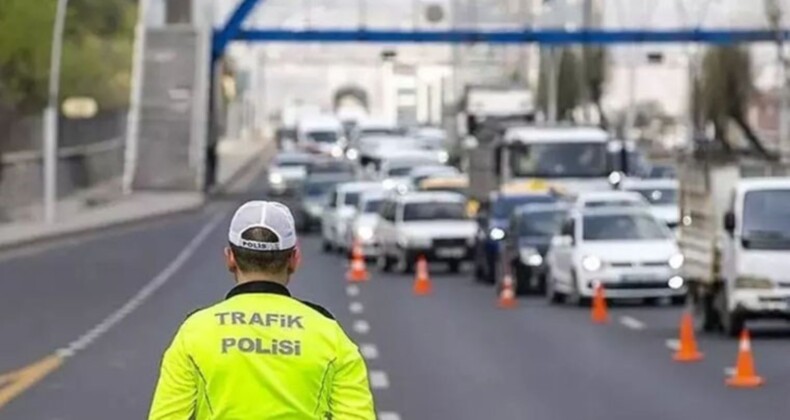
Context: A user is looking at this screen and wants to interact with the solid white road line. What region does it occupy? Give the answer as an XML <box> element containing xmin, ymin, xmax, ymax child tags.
<box><xmin>346</xmin><ymin>285</ymin><xmax>360</xmax><ymax>297</ymax></box>
<box><xmin>619</xmin><ymin>316</ymin><xmax>646</xmax><ymax>331</ymax></box>
<box><xmin>665</xmin><ymin>339</ymin><xmax>681</xmax><ymax>351</ymax></box>
<box><xmin>359</xmin><ymin>343</ymin><xmax>379</xmax><ymax>360</ymax></box>
<box><xmin>56</xmin><ymin>211</ymin><xmax>226</xmax><ymax>358</ymax></box>
<box><xmin>353</xmin><ymin>320</ymin><xmax>370</xmax><ymax>335</ymax></box>
<box><xmin>369</xmin><ymin>370</ymin><xmax>390</xmax><ymax>389</ymax></box>
<box><xmin>378</xmin><ymin>412</ymin><xmax>402</xmax><ymax>420</ymax></box>
<box><xmin>349</xmin><ymin>302</ymin><xmax>364</xmax><ymax>314</ymax></box>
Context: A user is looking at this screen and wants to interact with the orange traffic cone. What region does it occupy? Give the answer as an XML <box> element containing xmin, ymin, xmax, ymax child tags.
<box><xmin>498</xmin><ymin>273</ymin><xmax>518</xmax><ymax>309</ymax></box>
<box><xmin>673</xmin><ymin>312</ymin><xmax>704</xmax><ymax>362</ymax></box>
<box><xmin>591</xmin><ymin>283</ymin><xmax>609</xmax><ymax>324</ymax></box>
<box><xmin>412</xmin><ymin>255</ymin><xmax>432</xmax><ymax>296</ymax></box>
<box><xmin>726</xmin><ymin>329</ymin><xmax>764</xmax><ymax>388</ymax></box>
<box><xmin>346</xmin><ymin>241</ymin><xmax>369</xmax><ymax>283</ymax></box>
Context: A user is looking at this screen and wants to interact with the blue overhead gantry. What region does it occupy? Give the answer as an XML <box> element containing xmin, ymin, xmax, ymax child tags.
<box><xmin>212</xmin><ymin>0</ymin><xmax>790</xmax><ymax>60</ymax></box>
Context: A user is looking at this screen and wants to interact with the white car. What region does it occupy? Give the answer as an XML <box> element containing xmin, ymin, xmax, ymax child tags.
<box><xmin>545</xmin><ymin>207</ymin><xmax>686</xmax><ymax>304</ymax></box>
<box><xmin>376</xmin><ymin>192</ymin><xmax>476</xmax><ymax>273</ymax></box>
<box><xmin>571</xmin><ymin>190</ymin><xmax>649</xmax><ymax>210</ymax></box>
<box><xmin>342</xmin><ymin>190</ymin><xmax>387</xmax><ymax>257</ymax></box>
<box><xmin>297</xmin><ymin>115</ymin><xmax>345</xmax><ymax>157</ymax></box>
<box><xmin>321</xmin><ymin>182</ymin><xmax>382</xmax><ymax>252</ymax></box>
<box><xmin>623</xmin><ymin>178</ymin><xmax>679</xmax><ymax>228</ymax></box>
<box><xmin>267</xmin><ymin>152</ymin><xmax>313</xmax><ymax>195</ymax></box>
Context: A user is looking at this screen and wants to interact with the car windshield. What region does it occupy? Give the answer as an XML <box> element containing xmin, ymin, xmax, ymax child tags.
<box><xmin>344</xmin><ymin>192</ymin><xmax>361</xmax><ymax>206</ymax></box>
<box><xmin>304</xmin><ymin>180</ymin><xmax>342</xmax><ymax>197</ymax></box>
<box><xmin>492</xmin><ymin>195</ymin><xmax>555</xmax><ymax>219</ymax></box>
<box><xmin>509</xmin><ymin>142</ymin><xmax>608</xmax><ymax>178</ymax></box>
<box><xmin>584</xmin><ymin>199</ymin><xmax>642</xmax><ymax>208</ymax></box>
<box><xmin>403</xmin><ymin>202</ymin><xmax>466</xmax><ymax>221</ymax></box>
<box><xmin>306</xmin><ymin>131</ymin><xmax>338</xmax><ymax>143</ymax></box>
<box><xmin>362</xmin><ymin>128</ymin><xmax>401</xmax><ymax>136</ymax></box>
<box><xmin>387</xmin><ymin>166</ymin><xmax>414</xmax><ymax>177</ymax></box>
<box><xmin>519</xmin><ymin>210</ymin><xmax>567</xmax><ymax>238</ymax></box>
<box><xmin>363</xmin><ymin>199</ymin><xmax>382</xmax><ymax>213</ymax></box>
<box><xmin>275</xmin><ymin>156</ymin><xmax>310</xmax><ymax>167</ymax></box>
<box><xmin>648</xmin><ymin>165</ymin><xmax>677</xmax><ymax>179</ymax></box>
<box><xmin>630</xmin><ymin>188</ymin><xmax>678</xmax><ymax>205</ymax></box>
<box><xmin>582</xmin><ymin>213</ymin><xmax>669</xmax><ymax>241</ymax></box>
<box><xmin>741</xmin><ymin>189</ymin><xmax>790</xmax><ymax>250</ymax></box>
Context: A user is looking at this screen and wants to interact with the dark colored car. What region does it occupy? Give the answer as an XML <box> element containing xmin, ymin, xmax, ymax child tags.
<box><xmin>295</xmin><ymin>173</ymin><xmax>354</xmax><ymax>232</ymax></box>
<box><xmin>472</xmin><ymin>192</ymin><xmax>557</xmax><ymax>284</ymax></box>
<box><xmin>503</xmin><ymin>203</ymin><xmax>570</xmax><ymax>295</ymax></box>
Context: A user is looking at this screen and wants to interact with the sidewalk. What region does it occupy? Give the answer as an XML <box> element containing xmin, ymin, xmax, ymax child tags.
<box><xmin>0</xmin><ymin>139</ymin><xmax>271</xmax><ymax>250</ymax></box>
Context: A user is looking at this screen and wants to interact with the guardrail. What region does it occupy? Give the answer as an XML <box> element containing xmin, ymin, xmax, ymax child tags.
<box><xmin>1</xmin><ymin>137</ymin><xmax>123</xmax><ymax>165</ymax></box>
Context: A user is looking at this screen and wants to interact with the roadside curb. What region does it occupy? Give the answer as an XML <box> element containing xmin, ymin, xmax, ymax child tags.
<box><xmin>0</xmin><ymin>141</ymin><xmax>270</xmax><ymax>253</ymax></box>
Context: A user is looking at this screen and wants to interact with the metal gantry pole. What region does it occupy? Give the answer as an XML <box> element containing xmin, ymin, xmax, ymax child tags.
<box><xmin>43</xmin><ymin>0</ymin><xmax>69</xmax><ymax>223</ymax></box>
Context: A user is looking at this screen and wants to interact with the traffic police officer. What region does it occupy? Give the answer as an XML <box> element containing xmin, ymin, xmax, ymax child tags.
<box><xmin>149</xmin><ymin>201</ymin><xmax>376</xmax><ymax>419</ymax></box>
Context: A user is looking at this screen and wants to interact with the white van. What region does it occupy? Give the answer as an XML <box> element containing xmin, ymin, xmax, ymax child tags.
<box><xmin>297</xmin><ymin>115</ymin><xmax>345</xmax><ymax>157</ymax></box>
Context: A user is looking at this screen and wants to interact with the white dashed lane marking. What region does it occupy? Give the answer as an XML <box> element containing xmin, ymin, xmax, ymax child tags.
<box><xmin>359</xmin><ymin>343</ymin><xmax>379</xmax><ymax>360</ymax></box>
<box><xmin>665</xmin><ymin>339</ymin><xmax>680</xmax><ymax>351</ymax></box>
<box><xmin>378</xmin><ymin>412</ymin><xmax>402</xmax><ymax>420</ymax></box>
<box><xmin>369</xmin><ymin>370</ymin><xmax>390</xmax><ymax>389</ymax></box>
<box><xmin>353</xmin><ymin>320</ymin><xmax>370</xmax><ymax>335</ymax></box>
<box><xmin>346</xmin><ymin>285</ymin><xmax>360</xmax><ymax>297</ymax></box>
<box><xmin>349</xmin><ymin>302</ymin><xmax>364</xmax><ymax>314</ymax></box>
<box><xmin>619</xmin><ymin>316</ymin><xmax>646</xmax><ymax>331</ymax></box>
<box><xmin>724</xmin><ymin>367</ymin><xmax>736</xmax><ymax>376</ymax></box>
<box><xmin>56</xmin><ymin>211</ymin><xmax>225</xmax><ymax>358</ymax></box>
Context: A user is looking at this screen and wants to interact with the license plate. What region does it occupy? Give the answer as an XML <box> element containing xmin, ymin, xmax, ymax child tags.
<box><xmin>621</xmin><ymin>274</ymin><xmax>662</xmax><ymax>282</ymax></box>
<box><xmin>436</xmin><ymin>247</ymin><xmax>465</xmax><ymax>258</ymax></box>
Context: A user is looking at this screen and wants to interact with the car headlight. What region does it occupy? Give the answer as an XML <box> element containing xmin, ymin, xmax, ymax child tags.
<box><xmin>582</xmin><ymin>255</ymin><xmax>603</xmax><ymax>272</ymax></box>
<box><xmin>489</xmin><ymin>227</ymin><xmax>506</xmax><ymax>241</ymax></box>
<box><xmin>346</xmin><ymin>148</ymin><xmax>359</xmax><ymax>160</ymax></box>
<box><xmin>438</xmin><ymin>151</ymin><xmax>450</xmax><ymax>163</ymax></box>
<box><xmin>268</xmin><ymin>173</ymin><xmax>283</xmax><ymax>185</ymax></box>
<box><xmin>735</xmin><ymin>276</ymin><xmax>775</xmax><ymax>290</ymax></box>
<box><xmin>668</xmin><ymin>276</ymin><xmax>685</xmax><ymax>290</ymax></box>
<box><xmin>331</xmin><ymin>145</ymin><xmax>343</xmax><ymax>158</ymax></box>
<box><xmin>668</xmin><ymin>253</ymin><xmax>685</xmax><ymax>269</ymax></box>
<box><xmin>356</xmin><ymin>226</ymin><xmax>374</xmax><ymax>241</ymax></box>
<box><xmin>519</xmin><ymin>247</ymin><xmax>543</xmax><ymax>266</ymax></box>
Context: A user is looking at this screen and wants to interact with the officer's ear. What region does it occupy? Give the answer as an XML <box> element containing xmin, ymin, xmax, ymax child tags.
<box><xmin>224</xmin><ymin>246</ymin><xmax>238</xmax><ymax>273</ymax></box>
<box><xmin>288</xmin><ymin>246</ymin><xmax>302</xmax><ymax>274</ymax></box>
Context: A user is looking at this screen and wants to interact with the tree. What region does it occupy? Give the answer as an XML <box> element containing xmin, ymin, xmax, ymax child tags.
<box><xmin>582</xmin><ymin>46</ymin><xmax>608</xmax><ymax>128</ymax></box>
<box><xmin>699</xmin><ymin>45</ymin><xmax>775</xmax><ymax>159</ymax></box>
<box><xmin>0</xmin><ymin>0</ymin><xmax>135</xmax><ymax>112</ymax></box>
<box><xmin>537</xmin><ymin>48</ymin><xmax>581</xmax><ymax>121</ymax></box>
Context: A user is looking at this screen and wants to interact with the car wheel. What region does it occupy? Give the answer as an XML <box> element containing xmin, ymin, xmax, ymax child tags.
<box><xmin>395</xmin><ymin>250</ymin><xmax>414</xmax><ymax>274</ymax></box>
<box><xmin>671</xmin><ymin>295</ymin><xmax>686</xmax><ymax>306</ymax></box>
<box><xmin>721</xmin><ymin>311</ymin><xmax>745</xmax><ymax>338</ymax></box>
<box><xmin>448</xmin><ymin>260</ymin><xmax>461</xmax><ymax>274</ymax></box>
<box><xmin>546</xmin><ymin>270</ymin><xmax>565</xmax><ymax>304</ymax></box>
<box><xmin>643</xmin><ymin>297</ymin><xmax>660</xmax><ymax>306</ymax></box>
<box><xmin>378</xmin><ymin>252</ymin><xmax>393</xmax><ymax>273</ymax></box>
<box><xmin>514</xmin><ymin>264</ymin><xmax>531</xmax><ymax>296</ymax></box>
<box><xmin>569</xmin><ymin>272</ymin><xmax>590</xmax><ymax>307</ymax></box>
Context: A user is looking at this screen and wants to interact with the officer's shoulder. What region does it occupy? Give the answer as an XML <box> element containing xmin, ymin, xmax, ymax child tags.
<box><xmin>296</xmin><ymin>299</ymin><xmax>335</xmax><ymax>320</ymax></box>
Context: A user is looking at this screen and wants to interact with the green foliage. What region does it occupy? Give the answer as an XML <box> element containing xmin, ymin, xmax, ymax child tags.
<box><xmin>0</xmin><ymin>0</ymin><xmax>135</xmax><ymax>112</ymax></box>
<box><xmin>537</xmin><ymin>48</ymin><xmax>582</xmax><ymax>121</ymax></box>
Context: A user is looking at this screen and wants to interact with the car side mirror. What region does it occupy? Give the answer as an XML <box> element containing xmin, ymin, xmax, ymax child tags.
<box><xmin>723</xmin><ymin>211</ymin><xmax>735</xmax><ymax>235</ymax></box>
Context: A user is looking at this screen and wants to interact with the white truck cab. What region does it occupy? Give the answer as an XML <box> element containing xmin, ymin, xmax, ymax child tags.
<box><xmin>297</xmin><ymin>115</ymin><xmax>345</xmax><ymax>157</ymax></box>
<box><xmin>681</xmin><ymin>162</ymin><xmax>790</xmax><ymax>335</ymax></box>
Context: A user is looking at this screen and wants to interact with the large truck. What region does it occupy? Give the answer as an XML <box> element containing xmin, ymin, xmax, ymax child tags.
<box><xmin>680</xmin><ymin>150</ymin><xmax>790</xmax><ymax>336</ymax></box>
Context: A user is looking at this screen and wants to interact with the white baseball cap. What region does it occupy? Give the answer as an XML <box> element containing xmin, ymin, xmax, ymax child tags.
<box><xmin>228</xmin><ymin>201</ymin><xmax>297</xmax><ymax>251</ymax></box>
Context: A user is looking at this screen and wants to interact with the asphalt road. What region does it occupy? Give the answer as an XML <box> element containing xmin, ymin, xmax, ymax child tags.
<box><xmin>1</xmin><ymin>170</ymin><xmax>790</xmax><ymax>419</ymax></box>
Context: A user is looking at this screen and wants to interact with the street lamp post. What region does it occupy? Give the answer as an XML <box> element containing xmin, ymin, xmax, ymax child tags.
<box><xmin>43</xmin><ymin>0</ymin><xmax>69</xmax><ymax>223</ymax></box>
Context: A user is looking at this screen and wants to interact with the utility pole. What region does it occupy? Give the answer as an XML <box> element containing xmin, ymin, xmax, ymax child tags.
<box><xmin>124</xmin><ymin>0</ymin><xmax>151</xmax><ymax>195</ymax></box>
<box><xmin>43</xmin><ymin>0</ymin><xmax>69</xmax><ymax>223</ymax></box>
<box><xmin>766</xmin><ymin>0</ymin><xmax>790</xmax><ymax>163</ymax></box>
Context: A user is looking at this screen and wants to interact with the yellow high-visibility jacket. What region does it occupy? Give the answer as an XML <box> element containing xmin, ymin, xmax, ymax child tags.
<box><xmin>149</xmin><ymin>281</ymin><xmax>376</xmax><ymax>420</ymax></box>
